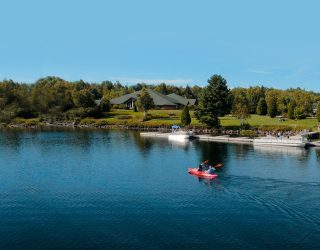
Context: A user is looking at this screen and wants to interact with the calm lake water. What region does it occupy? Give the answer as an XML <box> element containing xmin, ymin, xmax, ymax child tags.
<box><xmin>0</xmin><ymin>129</ymin><xmax>320</xmax><ymax>250</ymax></box>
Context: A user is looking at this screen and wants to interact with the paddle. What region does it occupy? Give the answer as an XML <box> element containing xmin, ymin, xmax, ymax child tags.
<box><xmin>201</xmin><ymin>161</ymin><xmax>222</xmax><ymax>168</ymax></box>
<box><xmin>214</xmin><ymin>163</ymin><xmax>222</xmax><ymax>168</ymax></box>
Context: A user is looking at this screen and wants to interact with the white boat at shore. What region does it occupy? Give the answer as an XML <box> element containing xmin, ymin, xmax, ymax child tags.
<box><xmin>168</xmin><ymin>125</ymin><xmax>193</xmax><ymax>142</ymax></box>
<box><xmin>253</xmin><ymin>136</ymin><xmax>308</xmax><ymax>148</ymax></box>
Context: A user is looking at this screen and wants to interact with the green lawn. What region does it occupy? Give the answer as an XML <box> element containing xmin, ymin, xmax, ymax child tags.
<box><xmin>220</xmin><ymin>115</ymin><xmax>319</xmax><ymax>129</ymax></box>
<box><xmin>102</xmin><ymin>110</ymin><xmax>319</xmax><ymax>130</ymax></box>
<box><xmin>10</xmin><ymin>109</ymin><xmax>319</xmax><ymax>130</ymax></box>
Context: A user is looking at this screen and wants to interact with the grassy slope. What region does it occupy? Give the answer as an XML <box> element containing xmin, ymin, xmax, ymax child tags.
<box><xmin>11</xmin><ymin>109</ymin><xmax>319</xmax><ymax>130</ymax></box>
<box><xmin>101</xmin><ymin>110</ymin><xmax>319</xmax><ymax>130</ymax></box>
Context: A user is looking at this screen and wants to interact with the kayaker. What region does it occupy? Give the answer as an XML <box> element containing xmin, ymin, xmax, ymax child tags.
<box><xmin>206</xmin><ymin>165</ymin><xmax>216</xmax><ymax>175</ymax></box>
<box><xmin>198</xmin><ymin>160</ymin><xmax>209</xmax><ymax>172</ymax></box>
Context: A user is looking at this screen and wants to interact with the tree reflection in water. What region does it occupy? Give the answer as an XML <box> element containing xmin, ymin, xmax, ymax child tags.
<box><xmin>193</xmin><ymin>140</ymin><xmax>230</xmax><ymax>171</ymax></box>
<box><xmin>131</xmin><ymin>131</ymin><xmax>155</xmax><ymax>156</ymax></box>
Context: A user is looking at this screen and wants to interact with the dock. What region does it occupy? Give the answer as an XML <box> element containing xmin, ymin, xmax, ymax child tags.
<box><xmin>140</xmin><ymin>132</ymin><xmax>320</xmax><ymax>147</ymax></box>
<box><xmin>140</xmin><ymin>132</ymin><xmax>171</xmax><ymax>138</ymax></box>
<box><xmin>140</xmin><ymin>132</ymin><xmax>253</xmax><ymax>144</ymax></box>
<box><xmin>196</xmin><ymin>135</ymin><xmax>253</xmax><ymax>143</ymax></box>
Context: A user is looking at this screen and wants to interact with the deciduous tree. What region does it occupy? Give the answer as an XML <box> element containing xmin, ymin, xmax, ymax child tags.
<box><xmin>232</xmin><ymin>91</ymin><xmax>250</xmax><ymax>125</ymax></box>
<box><xmin>135</xmin><ymin>88</ymin><xmax>154</xmax><ymax>120</ymax></box>
<box><xmin>287</xmin><ymin>100</ymin><xmax>297</xmax><ymax>119</ymax></box>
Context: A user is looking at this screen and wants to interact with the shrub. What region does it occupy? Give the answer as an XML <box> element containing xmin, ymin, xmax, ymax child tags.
<box><xmin>79</xmin><ymin>118</ymin><xmax>98</xmax><ymax>125</ymax></box>
<box><xmin>99</xmin><ymin>98</ymin><xmax>111</xmax><ymax>112</ymax></box>
<box><xmin>239</xmin><ymin>130</ymin><xmax>256</xmax><ymax>138</ymax></box>
<box><xmin>142</xmin><ymin>114</ymin><xmax>152</xmax><ymax>122</ymax></box>
<box><xmin>116</xmin><ymin>115</ymin><xmax>132</xmax><ymax>120</ymax></box>
<box><xmin>112</xmin><ymin>104</ymin><xmax>127</xmax><ymax>109</ymax></box>
<box><xmin>11</xmin><ymin>118</ymin><xmax>40</xmax><ymax>126</ymax></box>
<box><xmin>24</xmin><ymin>119</ymin><xmax>40</xmax><ymax>126</ymax></box>
<box><xmin>258</xmin><ymin>125</ymin><xmax>292</xmax><ymax>132</ymax></box>
<box><xmin>65</xmin><ymin>107</ymin><xmax>101</xmax><ymax>119</ymax></box>
<box><xmin>0</xmin><ymin>110</ymin><xmax>15</xmax><ymax>123</ymax></box>
<box><xmin>240</xmin><ymin>122</ymin><xmax>251</xmax><ymax>130</ymax></box>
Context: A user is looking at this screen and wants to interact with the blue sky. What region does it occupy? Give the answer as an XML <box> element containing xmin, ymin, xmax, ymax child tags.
<box><xmin>1</xmin><ymin>0</ymin><xmax>319</xmax><ymax>91</ymax></box>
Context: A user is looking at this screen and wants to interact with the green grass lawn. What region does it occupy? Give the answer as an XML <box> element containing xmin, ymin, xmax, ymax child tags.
<box><xmin>102</xmin><ymin>109</ymin><xmax>319</xmax><ymax>130</ymax></box>
<box><xmin>10</xmin><ymin>109</ymin><xmax>319</xmax><ymax>130</ymax></box>
<box><xmin>220</xmin><ymin>115</ymin><xmax>319</xmax><ymax>129</ymax></box>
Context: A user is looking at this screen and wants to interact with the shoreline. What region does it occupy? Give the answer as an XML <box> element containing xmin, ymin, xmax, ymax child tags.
<box><xmin>0</xmin><ymin>121</ymin><xmax>315</xmax><ymax>134</ymax></box>
<box><xmin>1</xmin><ymin>123</ymin><xmax>319</xmax><ymax>147</ymax></box>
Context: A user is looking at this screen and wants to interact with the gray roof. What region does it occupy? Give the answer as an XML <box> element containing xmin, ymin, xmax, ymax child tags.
<box><xmin>110</xmin><ymin>89</ymin><xmax>177</xmax><ymax>106</ymax></box>
<box><xmin>110</xmin><ymin>92</ymin><xmax>138</xmax><ymax>105</ymax></box>
<box><xmin>166</xmin><ymin>93</ymin><xmax>196</xmax><ymax>106</ymax></box>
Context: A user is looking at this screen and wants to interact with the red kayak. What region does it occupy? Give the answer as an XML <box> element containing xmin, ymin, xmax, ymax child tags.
<box><xmin>188</xmin><ymin>168</ymin><xmax>218</xmax><ymax>179</ymax></box>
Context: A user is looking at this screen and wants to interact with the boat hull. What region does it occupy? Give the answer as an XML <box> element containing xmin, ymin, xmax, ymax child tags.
<box><xmin>188</xmin><ymin>168</ymin><xmax>218</xmax><ymax>179</ymax></box>
<box><xmin>168</xmin><ymin>134</ymin><xmax>190</xmax><ymax>142</ymax></box>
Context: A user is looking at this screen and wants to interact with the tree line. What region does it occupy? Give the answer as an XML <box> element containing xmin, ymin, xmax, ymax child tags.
<box><xmin>0</xmin><ymin>75</ymin><xmax>320</xmax><ymax>126</ymax></box>
<box><xmin>195</xmin><ymin>75</ymin><xmax>320</xmax><ymax>127</ymax></box>
<box><xmin>0</xmin><ymin>76</ymin><xmax>201</xmax><ymax>123</ymax></box>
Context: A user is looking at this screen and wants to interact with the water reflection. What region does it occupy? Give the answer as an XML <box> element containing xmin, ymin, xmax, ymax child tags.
<box><xmin>253</xmin><ymin>145</ymin><xmax>310</xmax><ymax>165</ymax></box>
<box><xmin>131</xmin><ymin>132</ymin><xmax>154</xmax><ymax>155</ymax></box>
<box><xmin>230</xmin><ymin>143</ymin><xmax>252</xmax><ymax>160</ymax></box>
<box><xmin>170</xmin><ymin>139</ymin><xmax>192</xmax><ymax>151</ymax></box>
<box><xmin>316</xmin><ymin>148</ymin><xmax>320</xmax><ymax>164</ymax></box>
<box><xmin>0</xmin><ymin>129</ymin><xmax>23</xmax><ymax>152</ymax></box>
<box><xmin>193</xmin><ymin>140</ymin><xmax>229</xmax><ymax>167</ymax></box>
<box><xmin>253</xmin><ymin>145</ymin><xmax>308</xmax><ymax>157</ymax></box>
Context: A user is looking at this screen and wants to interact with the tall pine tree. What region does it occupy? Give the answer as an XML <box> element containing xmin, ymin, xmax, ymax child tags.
<box><xmin>267</xmin><ymin>97</ymin><xmax>278</xmax><ymax>118</ymax></box>
<box><xmin>256</xmin><ymin>98</ymin><xmax>267</xmax><ymax>115</ymax></box>
<box><xmin>195</xmin><ymin>75</ymin><xmax>230</xmax><ymax>128</ymax></box>
<box><xmin>181</xmin><ymin>105</ymin><xmax>191</xmax><ymax>126</ymax></box>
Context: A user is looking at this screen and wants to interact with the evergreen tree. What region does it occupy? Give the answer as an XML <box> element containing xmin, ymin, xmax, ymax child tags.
<box><xmin>184</xmin><ymin>85</ymin><xmax>195</xmax><ymax>99</ymax></box>
<box><xmin>181</xmin><ymin>105</ymin><xmax>191</xmax><ymax>126</ymax></box>
<box><xmin>287</xmin><ymin>100</ymin><xmax>297</xmax><ymax>119</ymax></box>
<box><xmin>256</xmin><ymin>98</ymin><xmax>267</xmax><ymax>115</ymax></box>
<box><xmin>195</xmin><ymin>75</ymin><xmax>230</xmax><ymax>128</ymax></box>
<box><xmin>267</xmin><ymin>97</ymin><xmax>278</xmax><ymax>118</ymax></box>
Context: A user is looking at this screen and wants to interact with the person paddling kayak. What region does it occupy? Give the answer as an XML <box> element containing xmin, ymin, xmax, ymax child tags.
<box><xmin>189</xmin><ymin>162</ymin><xmax>222</xmax><ymax>179</ymax></box>
<box><xmin>206</xmin><ymin>165</ymin><xmax>216</xmax><ymax>174</ymax></box>
<box><xmin>198</xmin><ymin>160</ymin><xmax>209</xmax><ymax>172</ymax></box>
